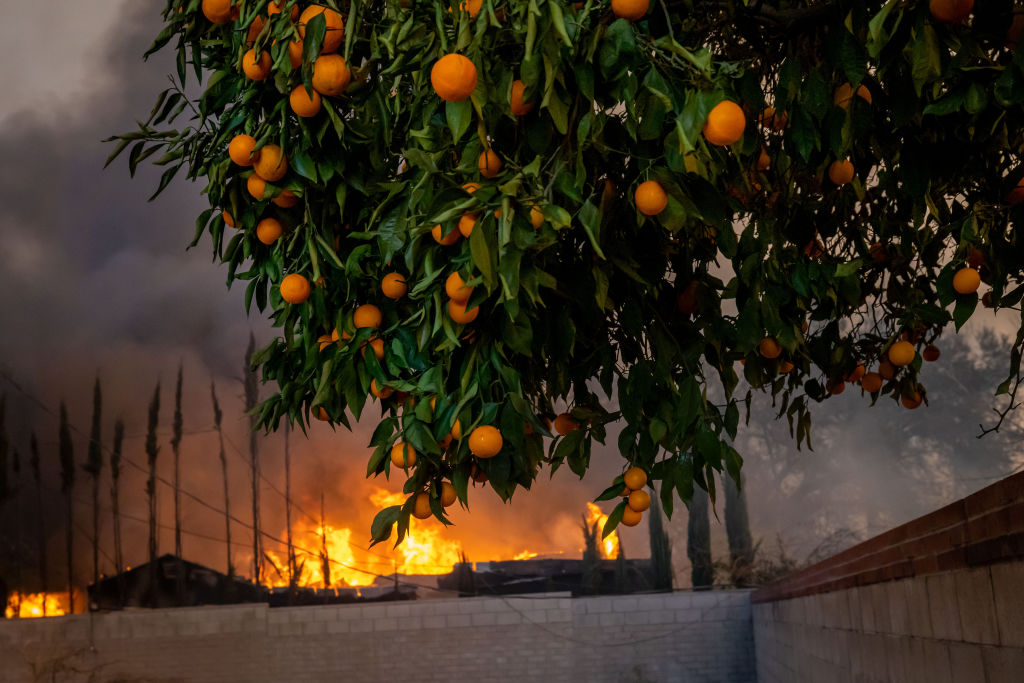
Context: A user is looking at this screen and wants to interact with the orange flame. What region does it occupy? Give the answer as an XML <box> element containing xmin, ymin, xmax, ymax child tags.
<box><xmin>512</xmin><ymin>550</ymin><xmax>539</xmax><ymax>560</ymax></box>
<box><xmin>4</xmin><ymin>592</ymin><xmax>68</xmax><ymax>618</ymax></box>
<box><xmin>586</xmin><ymin>502</ymin><xmax>620</xmax><ymax>559</ymax></box>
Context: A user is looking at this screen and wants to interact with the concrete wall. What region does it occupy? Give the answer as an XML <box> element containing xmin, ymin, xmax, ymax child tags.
<box><xmin>752</xmin><ymin>471</ymin><xmax>1024</xmax><ymax>683</ymax></box>
<box><xmin>0</xmin><ymin>590</ymin><xmax>755</xmax><ymax>683</ymax></box>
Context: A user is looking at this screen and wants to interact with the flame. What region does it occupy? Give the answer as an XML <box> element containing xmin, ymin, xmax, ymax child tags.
<box><xmin>512</xmin><ymin>550</ymin><xmax>539</xmax><ymax>560</ymax></box>
<box><xmin>4</xmin><ymin>592</ymin><xmax>67</xmax><ymax>618</ymax></box>
<box><xmin>586</xmin><ymin>503</ymin><xmax>620</xmax><ymax>559</ymax></box>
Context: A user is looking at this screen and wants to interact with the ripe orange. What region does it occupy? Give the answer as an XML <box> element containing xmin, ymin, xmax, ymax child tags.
<box><xmin>828</xmin><ymin>160</ymin><xmax>855</xmax><ymax>186</ymax></box>
<box><xmin>290</xmin><ymin>86</ymin><xmax>322</xmax><ymax>117</ymax></box>
<box><xmin>391</xmin><ymin>442</ymin><xmax>416</xmax><ymax>468</ymax></box>
<box><xmin>315</xmin><ymin>406</ymin><xmax>330</xmax><ymax>421</ymax></box>
<box><xmin>280</xmin><ymin>273</ymin><xmax>310</xmax><ymax>303</ymax></box>
<box><xmin>1008</xmin><ymin>177</ymin><xmax>1024</xmax><ymax>205</ymax></box>
<box><xmin>412</xmin><ymin>492</ymin><xmax>432</xmax><ymax>519</ymax></box>
<box><xmin>929</xmin><ymin>0</ymin><xmax>973</xmax><ymax>23</ymax></box>
<box><xmin>611</xmin><ymin>0</ymin><xmax>649</xmax><ymax>21</ymax></box>
<box><xmin>462</xmin><ymin>182</ymin><xmax>481</xmax><ymax>194</ymax></box>
<box><xmin>272</xmin><ymin>189</ymin><xmax>299</xmax><ymax>208</ymax></box>
<box><xmin>229</xmin><ymin>134</ymin><xmax>257</xmax><ymax>166</ymax></box>
<box><xmin>353</xmin><ymin>304</ymin><xmax>383</xmax><ymax>329</ymax></box>
<box><xmin>953</xmin><ymin>267</ymin><xmax>981</xmax><ymax>294</ymax></box>
<box><xmin>312</xmin><ymin>54</ymin><xmax>351</xmax><ymax>96</ymax></box>
<box><xmin>621</xmin><ymin>506</ymin><xmax>643</xmax><ymax>527</ymax></box>
<box><xmin>256</xmin><ymin>217</ymin><xmax>283</xmax><ymax>244</ymax></box>
<box><xmin>627</xmin><ymin>489</ymin><xmax>651</xmax><ymax>512</ymax></box>
<box><xmin>553</xmin><ymin>413</ymin><xmax>578</xmax><ymax>435</ymax></box>
<box><xmin>365</xmin><ymin>337</ymin><xmax>385</xmax><ymax>361</ymax></box>
<box><xmin>779</xmin><ymin>360</ymin><xmax>795</xmax><ymax>374</ymax></box>
<box><xmin>288</xmin><ymin>40</ymin><xmax>303</xmax><ymax>69</ymax></box>
<box><xmin>448</xmin><ymin>300</ymin><xmax>479</xmax><ymax>324</ymax></box>
<box><xmin>510</xmin><ymin>80</ymin><xmax>534</xmax><ymax>115</ymax></box>
<box><xmin>381</xmin><ymin>272</ymin><xmax>408</xmax><ymax>300</ymax></box>
<box><xmin>202</xmin><ymin>0</ymin><xmax>233</xmax><ymax>24</ymax></box>
<box><xmin>268</xmin><ymin>1</ymin><xmax>299</xmax><ymax>20</ymax></box>
<box><xmin>458</xmin><ymin>214</ymin><xmax>477</xmax><ymax>238</ymax></box>
<box><xmin>478</xmin><ymin>149</ymin><xmax>502</xmax><ymax>178</ymax></box>
<box><xmin>760</xmin><ymin>107</ymin><xmax>788</xmax><ymax>131</ymax></box>
<box><xmin>242</xmin><ymin>49</ymin><xmax>272</xmax><ymax>80</ymax></box>
<box><xmin>254</xmin><ymin>144</ymin><xmax>288</xmax><ymax>182</ymax></box>
<box><xmin>317</xmin><ymin>334</ymin><xmax>333</xmax><ymax>351</ymax></box>
<box><xmin>860</xmin><ymin>372</ymin><xmax>883</xmax><ymax>393</ymax></box>
<box><xmin>756</xmin><ymin>148</ymin><xmax>771</xmax><ymax>171</ymax></box>
<box><xmin>458</xmin><ymin>0</ymin><xmax>483</xmax><ymax>16</ymax></box>
<box><xmin>623</xmin><ymin>467</ymin><xmax>647</xmax><ymax>490</ymax></box>
<box><xmin>967</xmin><ymin>248</ymin><xmax>985</xmax><ymax>269</ymax></box>
<box><xmin>923</xmin><ymin>344</ymin><xmax>941</xmax><ymax>362</ymax></box>
<box><xmin>222</xmin><ymin>210</ymin><xmax>236</xmax><ymax>228</ymax></box>
<box><xmin>878</xmin><ymin>359</ymin><xmax>897</xmax><ymax>380</ymax></box>
<box><xmin>834</xmin><ymin>83</ymin><xmax>872</xmax><ymax>108</ymax></box>
<box><xmin>440</xmin><ymin>482</ymin><xmax>457</xmax><ymax>507</ymax></box>
<box><xmin>901</xmin><ymin>392</ymin><xmax>923</xmax><ymax>410</ymax></box>
<box><xmin>431</xmin><ymin>54</ymin><xmax>478</xmax><ymax>102</ymax></box>
<box><xmin>759</xmin><ymin>337</ymin><xmax>782</xmax><ymax>359</ymax></box>
<box><xmin>247</xmin><ymin>174</ymin><xmax>268</xmax><ymax>200</ymax></box>
<box><xmin>431</xmin><ymin>224</ymin><xmax>460</xmax><ymax>246</ymax></box>
<box><xmin>371</xmin><ymin>379</ymin><xmax>393</xmax><ymax>399</ymax></box>
<box><xmin>635</xmin><ymin>180</ymin><xmax>668</xmax><ymax>216</ymax></box>
<box><xmin>846</xmin><ymin>363</ymin><xmax>866</xmax><ymax>383</ymax></box>
<box><xmin>703</xmin><ymin>101</ymin><xmax>746</xmax><ymax>146</ymax></box>
<box><xmin>529</xmin><ymin>205</ymin><xmax>545</xmax><ymax>228</ymax></box>
<box><xmin>245</xmin><ymin>15</ymin><xmax>265</xmax><ymax>45</ymax></box>
<box><xmin>471</xmin><ymin>465</ymin><xmax>489</xmax><ymax>483</ymax></box>
<box><xmin>887</xmin><ymin>340</ymin><xmax>915</xmax><ymax>367</ymax></box>
<box><xmin>450</xmin><ymin>418</ymin><xmax>462</xmax><ymax>440</ymax></box>
<box><xmin>298</xmin><ymin>5</ymin><xmax>345</xmax><ymax>54</ymax></box>
<box><xmin>445</xmin><ymin>272</ymin><xmax>473</xmax><ymax>303</ymax></box>
<box><xmin>469</xmin><ymin>425</ymin><xmax>503</xmax><ymax>458</ymax></box>
<box><xmin>828</xmin><ymin>379</ymin><xmax>845</xmax><ymax>396</ymax></box>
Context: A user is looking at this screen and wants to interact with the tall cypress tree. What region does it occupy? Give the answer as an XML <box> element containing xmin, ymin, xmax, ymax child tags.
<box><xmin>724</xmin><ymin>472</ymin><xmax>755</xmax><ymax>587</ymax></box>
<box><xmin>171</xmin><ymin>366</ymin><xmax>184</xmax><ymax>605</ymax></box>
<box><xmin>284</xmin><ymin>423</ymin><xmax>296</xmax><ymax>597</ymax></box>
<box><xmin>319</xmin><ymin>491</ymin><xmax>330</xmax><ymax>592</ymax></box>
<box><xmin>687</xmin><ymin>488</ymin><xmax>713</xmax><ymax>589</ymax></box>
<box><xmin>110</xmin><ymin>419</ymin><xmax>125</xmax><ymax>607</ymax></box>
<box><xmin>58</xmin><ymin>402</ymin><xmax>75</xmax><ymax>613</ymax></box>
<box><xmin>0</xmin><ymin>395</ymin><xmax>8</xmax><ymax>506</ymax></box>
<box><xmin>648</xmin><ymin>493</ymin><xmax>673</xmax><ymax>591</ymax></box>
<box><xmin>210</xmin><ymin>381</ymin><xmax>233</xmax><ymax>578</ymax></box>
<box><xmin>29</xmin><ymin>434</ymin><xmax>46</xmax><ymax>615</ymax></box>
<box><xmin>580</xmin><ymin>516</ymin><xmax>602</xmax><ymax>595</ymax></box>
<box><xmin>244</xmin><ymin>334</ymin><xmax>262</xmax><ymax>585</ymax></box>
<box><xmin>144</xmin><ymin>382</ymin><xmax>161</xmax><ymax>607</ymax></box>
<box><xmin>83</xmin><ymin>379</ymin><xmax>103</xmax><ymax>588</ymax></box>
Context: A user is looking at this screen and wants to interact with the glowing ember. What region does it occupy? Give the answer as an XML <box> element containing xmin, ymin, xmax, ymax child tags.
<box><xmin>586</xmin><ymin>502</ymin><xmax>620</xmax><ymax>559</ymax></box>
<box><xmin>4</xmin><ymin>592</ymin><xmax>68</xmax><ymax>618</ymax></box>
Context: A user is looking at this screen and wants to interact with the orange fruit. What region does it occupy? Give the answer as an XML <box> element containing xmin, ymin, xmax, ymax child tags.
<box><xmin>317</xmin><ymin>334</ymin><xmax>333</xmax><ymax>351</ymax></box>
<box><xmin>760</xmin><ymin>107</ymin><xmax>788</xmax><ymax>131</ymax></box>
<box><xmin>627</xmin><ymin>489</ymin><xmax>651</xmax><ymax>512</ymax></box>
<box><xmin>268</xmin><ymin>1</ymin><xmax>299</xmax><ymax>20</ymax></box>
<box><xmin>381</xmin><ymin>273</ymin><xmax>408</xmax><ymax>300</ymax></box>
<box><xmin>621</xmin><ymin>506</ymin><xmax>643</xmax><ymax>527</ymax></box>
<box><xmin>878</xmin><ymin>359</ymin><xmax>896</xmax><ymax>380</ymax></box>
<box><xmin>529</xmin><ymin>205</ymin><xmax>545</xmax><ymax>228</ymax></box>
<box><xmin>468</xmin><ymin>425</ymin><xmax>503</xmax><ymax>458</ymax></box>
<box><xmin>202</xmin><ymin>0</ymin><xmax>233</xmax><ymax>24</ymax></box>
<box><xmin>623</xmin><ymin>467</ymin><xmax>647</xmax><ymax>490</ymax></box>
<box><xmin>478</xmin><ymin>149</ymin><xmax>502</xmax><ymax>178</ymax></box>
<box><xmin>828</xmin><ymin>160</ymin><xmax>855</xmax><ymax>186</ymax></box>
<box><xmin>445</xmin><ymin>272</ymin><xmax>473</xmax><ymax>303</ymax></box>
<box><xmin>755</xmin><ymin>148</ymin><xmax>771</xmax><ymax>171</ymax></box>
<box><xmin>860</xmin><ymin>372</ymin><xmax>883</xmax><ymax>393</ymax></box>
<box><xmin>448</xmin><ymin>300</ymin><xmax>479</xmax><ymax>324</ymax></box>
<box><xmin>222</xmin><ymin>210</ymin><xmax>236</xmax><ymax>228</ymax></box>
<box><xmin>779</xmin><ymin>360</ymin><xmax>795</xmax><ymax>374</ymax></box>
<box><xmin>929</xmin><ymin>0</ymin><xmax>973</xmax><ymax>23</ymax></box>
<box><xmin>923</xmin><ymin>344</ymin><xmax>941</xmax><ymax>362</ymax></box>
<box><xmin>431</xmin><ymin>224</ymin><xmax>460</xmax><ymax>246</ymax></box>
<box><xmin>845</xmin><ymin>363</ymin><xmax>866</xmax><ymax>383</ymax></box>
<box><xmin>759</xmin><ymin>337</ymin><xmax>782</xmax><ymax>359</ymax></box>
<box><xmin>440</xmin><ymin>482</ymin><xmax>457</xmax><ymax>508</ymax></box>
<box><xmin>371</xmin><ymin>379</ymin><xmax>393</xmax><ymax>399</ymax></box>
<box><xmin>280</xmin><ymin>273</ymin><xmax>310</xmax><ymax>303</ymax></box>
<box><xmin>449</xmin><ymin>418</ymin><xmax>462</xmax><ymax>440</ymax></box>
<box><xmin>245</xmin><ymin>15</ymin><xmax>265</xmax><ymax>45</ymax></box>
<box><xmin>834</xmin><ymin>83</ymin><xmax>872</xmax><ymax>108</ymax></box>
<box><xmin>353</xmin><ymin>304</ymin><xmax>382</xmax><ymax>329</ymax></box>
<box><xmin>457</xmin><ymin>0</ymin><xmax>484</xmax><ymax>16</ymax></box>
<box><xmin>553</xmin><ymin>413</ymin><xmax>578</xmax><ymax>435</ymax></box>
<box><xmin>902</xmin><ymin>392</ymin><xmax>923</xmax><ymax>410</ymax></box>
<box><xmin>290</xmin><ymin>86</ymin><xmax>322</xmax><ymax>117</ymax></box>
<box><xmin>391</xmin><ymin>442</ymin><xmax>416</xmax><ymax>468</ymax></box>
<box><xmin>1007</xmin><ymin>177</ymin><xmax>1024</xmax><ymax>205</ymax></box>
<box><xmin>272</xmin><ymin>189</ymin><xmax>299</xmax><ymax>208</ymax></box>
<box><xmin>247</xmin><ymin>174</ymin><xmax>268</xmax><ymax>200</ymax></box>
<box><xmin>471</xmin><ymin>465</ymin><xmax>489</xmax><ymax>483</ymax></box>
<box><xmin>229</xmin><ymin>134</ymin><xmax>257</xmax><ymax>166</ymax></box>
<box><xmin>242</xmin><ymin>49</ymin><xmax>272</xmax><ymax>80</ymax></box>
<box><xmin>314</xmin><ymin>406</ymin><xmax>330</xmax><ymax>421</ymax></box>
<box><xmin>312</xmin><ymin>54</ymin><xmax>351</xmax><ymax>96</ymax></box>
<box><xmin>288</xmin><ymin>40</ymin><xmax>303</xmax><ymax>69</ymax></box>
<box><xmin>953</xmin><ymin>267</ymin><xmax>981</xmax><ymax>295</ymax></box>
<box><xmin>256</xmin><ymin>217</ymin><xmax>283</xmax><ymax>244</ymax></box>
<box><xmin>431</xmin><ymin>54</ymin><xmax>478</xmax><ymax>102</ymax></box>
<box><xmin>828</xmin><ymin>379</ymin><xmax>845</xmax><ymax>396</ymax></box>
<box><xmin>510</xmin><ymin>80</ymin><xmax>534</xmax><ymax>115</ymax></box>
<box><xmin>458</xmin><ymin>213</ymin><xmax>477</xmax><ymax>238</ymax></box>
<box><xmin>298</xmin><ymin>5</ymin><xmax>345</xmax><ymax>54</ymax></box>
<box><xmin>703</xmin><ymin>101</ymin><xmax>746</xmax><ymax>146</ymax></box>
<box><xmin>412</xmin><ymin>492</ymin><xmax>432</xmax><ymax>519</ymax></box>
<box><xmin>635</xmin><ymin>180</ymin><xmax>668</xmax><ymax>216</ymax></box>
<box><xmin>887</xmin><ymin>340</ymin><xmax>915</xmax><ymax>367</ymax></box>
<box><xmin>611</xmin><ymin>0</ymin><xmax>649</xmax><ymax>21</ymax></box>
<box><xmin>254</xmin><ymin>144</ymin><xmax>288</xmax><ymax>182</ymax></box>
<box><xmin>364</xmin><ymin>337</ymin><xmax>385</xmax><ymax>361</ymax></box>
<box><xmin>462</xmin><ymin>182</ymin><xmax>481</xmax><ymax>194</ymax></box>
<box><xmin>869</xmin><ymin>242</ymin><xmax>888</xmax><ymax>264</ymax></box>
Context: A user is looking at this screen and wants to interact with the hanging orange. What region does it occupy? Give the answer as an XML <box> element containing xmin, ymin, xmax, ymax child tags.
<box><xmin>242</xmin><ymin>49</ymin><xmax>272</xmax><ymax>81</ymax></box>
<box><xmin>256</xmin><ymin>217</ymin><xmax>283</xmax><ymax>245</ymax></box>
<box><xmin>280</xmin><ymin>273</ymin><xmax>310</xmax><ymax>304</ymax></box>
<box><xmin>703</xmin><ymin>101</ymin><xmax>746</xmax><ymax>146</ymax></box>
<box><xmin>430</xmin><ymin>54</ymin><xmax>478</xmax><ymax>102</ymax></box>
<box><xmin>478</xmin><ymin>149</ymin><xmax>502</xmax><ymax>178</ymax></box>
<box><xmin>228</xmin><ymin>134</ymin><xmax>257</xmax><ymax>166</ymax></box>
<box><xmin>634</xmin><ymin>181</ymin><xmax>668</xmax><ymax>216</ymax></box>
<box><xmin>298</xmin><ymin>5</ymin><xmax>345</xmax><ymax>54</ymax></box>
<box><xmin>510</xmin><ymin>80</ymin><xmax>534</xmax><ymax>115</ymax></box>
<box><xmin>312</xmin><ymin>54</ymin><xmax>351</xmax><ymax>96</ymax></box>
<box><xmin>290</xmin><ymin>86</ymin><xmax>322</xmax><ymax>117</ymax></box>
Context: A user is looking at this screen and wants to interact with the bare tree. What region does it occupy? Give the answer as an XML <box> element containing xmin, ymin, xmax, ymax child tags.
<box><xmin>210</xmin><ymin>381</ymin><xmax>233</xmax><ymax>578</ymax></box>
<box><xmin>244</xmin><ymin>334</ymin><xmax>262</xmax><ymax>585</ymax></box>
<box><xmin>83</xmin><ymin>379</ymin><xmax>103</xmax><ymax>589</ymax></box>
<box><xmin>58</xmin><ymin>402</ymin><xmax>75</xmax><ymax>613</ymax></box>
<box><xmin>144</xmin><ymin>383</ymin><xmax>161</xmax><ymax>607</ymax></box>
<box><xmin>110</xmin><ymin>419</ymin><xmax>125</xmax><ymax>607</ymax></box>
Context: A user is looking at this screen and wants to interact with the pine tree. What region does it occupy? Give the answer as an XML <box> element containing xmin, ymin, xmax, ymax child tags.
<box><xmin>83</xmin><ymin>379</ymin><xmax>103</xmax><ymax>588</ymax></box>
<box><xmin>144</xmin><ymin>383</ymin><xmax>161</xmax><ymax>607</ymax></box>
<box><xmin>110</xmin><ymin>419</ymin><xmax>125</xmax><ymax>607</ymax></box>
<box><xmin>244</xmin><ymin>334</ymin><xmax>262</xmax><ymax>585</ymax></box>
<box><xmin>29</xmin><ymin>434</ymin><xmax>46</xmax><ymax>615</ymax></box>
<box><xmin>648</xmin><ymin>493</ymin><xmax>673</xmax><ymax>591</ymax></box>
<box><xmin>171</xmin><ymin>365</ymin><xmax>184</xmax><ymax>605</ymax></box>
<box><xmin>724</xmin><ymin>472</ymin><xmax>754</xmax><ymax>588</ymax></box>
<box><xmin>210</xmin><ymin>381</ymin><xmax>233</xmax><ymax>579</ymax></box>
<box><xmin>58</xmin><ymin>402</ymin><xmax>75</xmax><ymax>613</ymax></box>
<box><xmin>580</xmin><ymin>515</ymin><xmax>602</xmax><ymax>595</ymax></box>
<box><xmin>613</xmin><ymin>544</ymin><xmax>628</xmax><ymax>594</ymax></box>
<box><xmin>687</xmin><ymin>488</ymin><xmax>713</xmax><ymax>589</ymax></box>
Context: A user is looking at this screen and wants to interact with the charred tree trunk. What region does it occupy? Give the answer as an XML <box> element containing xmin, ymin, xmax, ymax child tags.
<box><xmin>171</xmin><ymin>365</ymin><xmax>184</xmax><ymax>605</ymax></box>
<box><xmin>58</xmin><ymin>403</ymin><xmax>75</xmax><ymax>613</ymax></box>
<box><xmin>687</xmin><ymin>487</ymin><xmax>713</xmax><ymax>589</ymax></box>
<box><xmin>210</xmin><ymin>381</ymin><xmax>233</xmax><ymax>580</ymax></box>
<box><xmin>110</xmin><ymin>420</ymin><xmax>125</xmax><ymax>607</ymax></box>
<box><xmin>144</xmin><ymin>383</ymin><xmax>161</xmax><ymax>608</ymax></box>
<box><xmin>29</xmin><ymin>434</ymin><xmax>46</xmax><ymax>615</ymax></box>
<box><xmin>244</xmin><ymin>334</ymin><xmax>262</xmax><ymax>585</ymax></box>
<box><xmin>84</xmin><ymin>379</ymin><xmax>103</xmax><ymax>591</ymax></box>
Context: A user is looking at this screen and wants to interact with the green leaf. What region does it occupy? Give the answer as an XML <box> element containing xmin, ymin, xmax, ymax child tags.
<box><xmin>602</xmin><ymin>499</ymin><xmax>627</xmax><ymax>538</ymax></box>
<box><xmin>446</xmin><ymin>99</ymin><xmax>472</xmax><ymax>143</ymax></box>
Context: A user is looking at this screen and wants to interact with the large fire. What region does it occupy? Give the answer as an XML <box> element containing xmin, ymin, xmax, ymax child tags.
<box><xmin>4</xmin><ymin>592</ymin><xmax>68</xmax><ymax>619</ymax></box>
<box><xmin>586</xmin><ymin>502</ymin><xmax>621</xmax><ymax>559</ymax></box>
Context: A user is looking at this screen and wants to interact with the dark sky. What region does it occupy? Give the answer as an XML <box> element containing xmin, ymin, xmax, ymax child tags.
<box><xmin>0</xmin><ymin>2</ymin><xmax>1021</xmax><ymax>592</ymax></box>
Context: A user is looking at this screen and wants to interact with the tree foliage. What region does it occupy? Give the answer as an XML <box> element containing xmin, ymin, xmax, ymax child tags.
<box><xmin>112</xmin><ymin>0</ymin><xmax>1024</xmax><ymax>543</ymax></box>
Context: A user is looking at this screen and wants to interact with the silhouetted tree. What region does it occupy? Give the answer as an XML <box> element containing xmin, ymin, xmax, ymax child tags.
<box><xmin>110</xmin><ymin>419</ymin><xmax>125</xmax><ymax>607</ymax></box>
<box><xmin>144</xmin><ymin>382</ymin><xmax>160</xmax><ymax>607</ymax></box>
<box><xmin>58</xmin><ymin>402</ymin><xmax>75</xmax><ymax>612</ymax></box>
<box><xmin>244</xmin><ymin>334</ymin><xmax>262</xmax><ymax>585</ymax></box>
<box><xmin>210</xmin><ymin>381</ymin><xmax>233</xmax><ymax>578</ymax></box>
<box><xmin>171</xmin><ymin>365</ymin><xmax>184</xmax><ymax>605</ymax></box>
<box><xmin>613</xmin><ymin>544</ymin><xmax>628</xmax><ymax>594</ymax></box>
<box><xmin>687</xmin><ymin>488</ymin><xmax>713</xmax><ymax>589</ymax></box>
<box><xmin>29</xmin><ymin>434</ymin><xmax>46</xmax><ymax>615</ymax></box>
<box><xmin>82</xmin><ymin>379</ymin><xmax>102</xmax><ymax>588</ymax></box>
<box><xmin>648</xmin><ymin>494</ymin><xmax>673</xmax><ymax>591</ymax></box>
<box><xmin>580</xmin><ymin>516</ymin><xmax>602</xmax><ymax>595</ymax></box>
<box><xmin>284</xmin><ymin>423</ymin><xmax>296</xmax><ymax>599</ymax></box>
<box><xmin>0</xmin><ymin>395</ymin><xmax>9</xmax><ymax>617</ymax></box>
<box><xmin>454</xmin><ymin>551</ymin><xmax>476</xmax><ymax>597</ymax></box>
<box><xmin>724</xmin><ymin>472</ymin><xmax>754</xmax><ymax>587</ymax></box>
<box><xmin>319</xmin><ymin>492</ymin><xmax>330</xmax><ymax>596</ymax></box>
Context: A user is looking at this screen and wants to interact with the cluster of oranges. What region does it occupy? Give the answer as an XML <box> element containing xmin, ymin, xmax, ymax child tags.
<box><xmin>617</xmin><ymin>467</ymin><xmax>651</xmax><ymax>527</ymax></box>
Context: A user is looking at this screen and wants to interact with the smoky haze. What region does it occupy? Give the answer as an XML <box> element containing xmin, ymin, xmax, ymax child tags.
<box><xmin>1</xmin><ymin>2</ymin><xmax>1021</xmax><ymax>599</ymax></box>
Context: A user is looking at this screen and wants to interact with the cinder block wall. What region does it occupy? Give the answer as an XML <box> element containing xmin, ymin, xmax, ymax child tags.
<box><xmin>752</xmin><ymin>471</ymin><xmax>1024</xmax><ymax>683</ymax></box>
<box><xmin>0</xmin><ymin>590</ymin><xmax>755</xmax><ymax>683</ymax></box>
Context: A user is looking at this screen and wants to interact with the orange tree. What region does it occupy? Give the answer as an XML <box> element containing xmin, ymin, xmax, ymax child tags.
<box><xmin>110</xmin><ymin>0</ymin><xmax>1024</xmax><ymax>544</ymax></box>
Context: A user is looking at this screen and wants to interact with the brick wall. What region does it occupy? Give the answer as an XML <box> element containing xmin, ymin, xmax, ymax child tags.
<box><xmin>0</xmin><ymin>590</ymin><xmax>754</xmax><ymax>683</ymax></box>
<box><xmin>752</xmin><ymin>471</ymin><xmax>1024</xmax><ymax>683</ymax></box>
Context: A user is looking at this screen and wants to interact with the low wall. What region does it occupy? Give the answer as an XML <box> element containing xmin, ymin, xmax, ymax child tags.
<box><xmin>0</xmin><ymin>590</ymin><xmax>754</xmax><ymax>683</ymax></box>
<box><xmin>752</xmin><ymin>471</ymin><xmax>1024</xmax><ymax>682</ymax></box>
